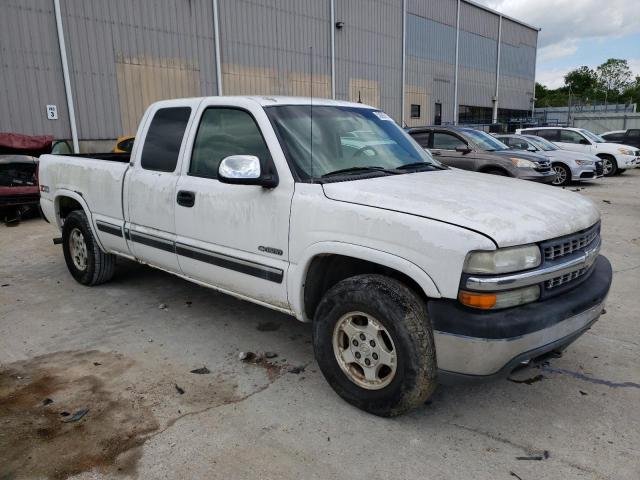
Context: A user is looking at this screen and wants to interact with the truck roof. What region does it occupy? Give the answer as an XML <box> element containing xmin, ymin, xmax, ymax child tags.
<box><xmin>153</xmin><ymin>95</ymin><xmax>376</xmax><ymax>110</ymax></box>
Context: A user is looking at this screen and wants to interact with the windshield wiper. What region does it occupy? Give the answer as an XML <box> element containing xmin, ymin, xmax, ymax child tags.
<box><xmin>320</xmin><ymin>166</ymin><xmax>400</xmax><ymax>178</ymax></box>
<box><xmin>395</xmin><ymin>161</ymin><xmax>446</xmax><ymax>171</ymax></box>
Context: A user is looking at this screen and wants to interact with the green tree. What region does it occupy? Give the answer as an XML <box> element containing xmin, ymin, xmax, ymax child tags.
<box><xmin>564</xmin><ymin>66</ymin><xmax>598</xmax><ymax>95</ymax></box>
<box><xmin>597</xmin><ymin>59</ymin><xmax>632</xmax><ymax>94</ymax></box>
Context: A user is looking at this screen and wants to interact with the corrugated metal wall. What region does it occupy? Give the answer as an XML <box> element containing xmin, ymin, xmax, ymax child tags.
<box><xmin>219</xmin><ymin>0</ymin><xmax>331</xmax><ymax>98</ymax></box>
<box><xmin>1</xmin><ymin>0</ymin><xmax>537</xmax><ymax>140</ymax></box>
<box><xmin>334</xmin><ymin>0</ymin><xmax>403</xmax><ymax>119</ymax></box>
<box><xmin>0</xmin><ymin>0</ymin><xmax>70</xmax><ymax>138</ymax></box>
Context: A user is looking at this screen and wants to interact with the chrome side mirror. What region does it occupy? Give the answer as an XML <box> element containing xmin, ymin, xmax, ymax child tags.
<box><xmin>218</xmin><ymin>155</ymin><xmax>278</xmax><ymax>188</ymax></box>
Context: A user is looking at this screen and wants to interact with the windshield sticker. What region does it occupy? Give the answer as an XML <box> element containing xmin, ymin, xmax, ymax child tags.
<box><xmin>372</xmin><ymin>111</ymin><xmax>393</xmax><ymax>121</ymax></box>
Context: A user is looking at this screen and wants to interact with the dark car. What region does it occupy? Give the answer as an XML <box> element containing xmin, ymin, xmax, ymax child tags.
<box><xmin>0</xmin><ymin>155</ymin><xmax>39</xmax><ymax>221</ymax></box>
<box><xmin>407</xmin><ymin>126</ymin><xmax>556</xmax><ymax>183</ymax></box>
<box><xmin>600</xmin><ymin>129</ymin><xmax>640</xmax><ymax>149</ymax></box>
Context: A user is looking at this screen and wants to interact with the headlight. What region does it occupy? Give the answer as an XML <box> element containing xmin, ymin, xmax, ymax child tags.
<box><xmin>463</xmin><ymin>245</ymin><xmax>541</xmax><ymax>274</ymax></box>
<box><xmin>459</xmin><ymin>285</ymin><xmax>540</xmax><ymax>310</ymax></box>
<box><xmin>618</xmin><ymin>148</ymin><xmax>635</xmax><ymax>156</ymax></box>
<box><xmin>509</xmin><ymin>157</ymin><xmax>537</xmax><ymax>168</ymax></box>
<box><xmin>575</xmin><ymin>159</ymin><xmax>594</xmax><ymax>165</ymax></box>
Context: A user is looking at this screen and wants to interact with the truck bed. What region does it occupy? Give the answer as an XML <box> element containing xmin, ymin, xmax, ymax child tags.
<box><xmin>38</xmin><ymin>153</ymin><xmax>129</xmax><ymax>225</ymax></box>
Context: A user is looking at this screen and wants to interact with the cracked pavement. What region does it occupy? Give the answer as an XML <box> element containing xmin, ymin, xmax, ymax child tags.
<box><xmin>1</xmin><ymin>170</ymin><xmax>639</xmax><ymax>479</ymax></box>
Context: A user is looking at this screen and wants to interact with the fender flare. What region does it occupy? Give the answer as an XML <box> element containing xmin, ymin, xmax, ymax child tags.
<box><xmin>53</xmin><ymin>189</ymin><xmax>106</xmax><ymax>252</ymax></box>
<box><xmin>288</xmin><ymin>241</ymin><xmax>442</xmax><ymax>322</ymax></box>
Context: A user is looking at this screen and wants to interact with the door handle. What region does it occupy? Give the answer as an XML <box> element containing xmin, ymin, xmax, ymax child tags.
<box><xmin>177</xmin><ymin>190</ymin><xmax>195</xmax><ymax>207</ymax></box>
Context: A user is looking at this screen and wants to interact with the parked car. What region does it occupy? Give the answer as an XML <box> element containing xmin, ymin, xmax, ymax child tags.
<box><xmin>39</xmin><ymin>96</ymin><xmax>611</xmax><ymax>416</ymax></box>
<box><xmin>496</xmin><ymin>134</ymin><xmax>603</xmax><ymax>186</ymax></box>
<box><xmin>516</xmin><ymin>127</ymin><xmax>640</xmax><ymax>176</ymax></box>
<box><xmin>407</xmin><ymin>126</ymin><xmax>556</xmax><ymax>183</ymax></box>
<box><xmin>600</xmin><ymin>129</ymin><xmax>640</xmax><ymax>149</ymax></box>
<box><xmin>0</xmin><ymin>155</ymin><xmax>39</xmax><ymax>221</ymax></box>
<box><xmin>113</xmin><ymin>135</ymin><xmax>135</xmax><ymax>153</ymax></box>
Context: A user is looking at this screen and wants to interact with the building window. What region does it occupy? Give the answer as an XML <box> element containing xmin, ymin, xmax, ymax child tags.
<box><xmin>410</xmin><ymin>104</ymin><xmax>421</xmax><ymax>119</ymax></box>
<box><xmin>458</xmin><ymin>105</ymin><xmax>492</xmax><ymax>125</ymax></box>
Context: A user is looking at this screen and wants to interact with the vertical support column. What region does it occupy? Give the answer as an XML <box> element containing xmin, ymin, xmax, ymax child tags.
<box><xmin>453</xmin><ymin>0</ymin><xmax>460</xmax><ymax>125</ymax></box>
<box><xmin>213</xmin><ymin>0</ymin><xmax>223</xmax><ymax>95</ymax></box>
<box><xmin>531</xmin><ymin>30</ymin><xmax>539</xmax><ymax>118</ymax></box>
<box><xmin>492</xmin><ymin>16</ymin><xmax>502</xmax><ymax>124</ymax></box>
<box><xmin>401</xmin><ymin>0</ymin><xmax>406</xmax><ymax>125</ymax></box>
<box><xmin>330</xmin><ymin>0</ymin><xmax>336</xmax><ymax>99</ymax></box>
<box><xmin>53</xmin><ymin>0</ymin><xmax>79</xmax><ymax>153</ymax></box>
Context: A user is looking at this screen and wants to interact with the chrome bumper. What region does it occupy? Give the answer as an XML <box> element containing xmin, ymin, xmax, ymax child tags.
<box><xmin>435</xmin><ymin>299</ymin><xmax>605</xmax><ymax>377</ymax></box>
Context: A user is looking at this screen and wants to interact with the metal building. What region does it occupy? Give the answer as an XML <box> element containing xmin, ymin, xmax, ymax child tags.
<box><xmin>0</xmin><ymin>0</ymin><xmax>538</xmax><ymax>151</ymax></box>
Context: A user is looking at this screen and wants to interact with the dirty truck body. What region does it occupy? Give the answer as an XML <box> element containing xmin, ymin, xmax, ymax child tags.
<box><xmin>39</xmin><ymin>96</ymin><xmax>612</xmax><ymax>416</ymax></box>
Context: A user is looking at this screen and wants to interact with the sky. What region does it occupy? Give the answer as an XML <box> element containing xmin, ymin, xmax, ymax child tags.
<box><xmin>476</xmin><ymin>0</ymin><xmax>640</xmax><ymax>88</ymax></box>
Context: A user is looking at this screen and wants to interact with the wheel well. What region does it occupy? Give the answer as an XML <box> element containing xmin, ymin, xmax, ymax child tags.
<box><xmin>57</xmin><ymin>196</ymin><xmax>83</xmax><ymax>221</ymax></box>
<box><xmin>303</xmin><ymin>254</ymin><xmax>427</xmax><ymax>320</ymax></box>
<box><xmin>596</xmin><ymin>153</ymin><xmax>615</xmax><ymax>161</ymax></box>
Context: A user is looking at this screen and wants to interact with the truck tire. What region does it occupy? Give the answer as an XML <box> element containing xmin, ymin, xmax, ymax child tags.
<box><xmin>600</xmin><ymin>155</ymin><xmax>618</xmax><ymax>176</ymax></box>
<box><xmin>312</xmin><ymin>274</ymin><xmax>437</xmax><ymax>417</ymax></box>
<box><xmin>62</xmin><ymin>210</ymin><xmax>115</xmax><ymax>286</ymax></box>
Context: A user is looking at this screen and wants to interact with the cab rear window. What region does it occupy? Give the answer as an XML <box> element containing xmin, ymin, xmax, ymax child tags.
<box><xmin>140</xmin><ymin>107</ymin><xmax>191</xmax><ymax>172</ymax></box>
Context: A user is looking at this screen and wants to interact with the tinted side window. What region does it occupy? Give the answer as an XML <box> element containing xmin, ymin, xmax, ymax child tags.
<box><xmin>141</xmin><ymin>107</ymin><xmax>191</xmax><ymax>172</ymax></box>
<box><xmin>507</xmin><ymin>138</ymin><xmax>530</xmax><ymax>150</ymax></box>
<box><xmin>602</xmin><ymin>133</ymin><xmax>624</xmax><ymax>142</ymax></box>
<box><xmin>560</xmin><ymin>130</ymin><xmax>586</xmax><ymax>144</ymax></box>
<box><xmin>536</xmin><ymin>130</ymin><xmax>559</xmax><ymax>141</ymax></box>
<box><xmin>628</xmin><ymin>130</ymin><xmax>640</xmax><ymax>138</ymax></box>
<box><xmin>190</xmin><ymin>108</ymin><xmax>272</xmax><ymax>179</ymax></box>
<box><xmin>432</xmin><ymin>132</ymin><xmax>467</xmax><ymax>150</ymax></box>
<box><xmin>410</xmin><ymin>131</ymin><xmax>430</xmax><ymax>147</ymax></box>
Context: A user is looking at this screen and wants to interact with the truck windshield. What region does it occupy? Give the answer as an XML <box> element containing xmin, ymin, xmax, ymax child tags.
<box><xmin>461</xmin><ymin>129</ymin><xmax>510</xmax><ymax>151</ymax></box>
<box><xmin>266</xmin><ymin>105</ymin><xmax>439</xmax><ymax>181</ymax></box>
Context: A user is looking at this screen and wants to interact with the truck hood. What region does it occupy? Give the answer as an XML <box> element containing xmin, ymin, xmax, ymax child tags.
<box><xmin>322</xmin><ymin>169</ymin><xmax>600</xmax><ymax>247</ymax></box>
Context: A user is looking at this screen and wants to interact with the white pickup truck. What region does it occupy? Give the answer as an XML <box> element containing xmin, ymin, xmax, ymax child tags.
<box><xmin>39</xmin><ymin>96</ymin><xmax>612</xmax><ymax>416</ymax></box>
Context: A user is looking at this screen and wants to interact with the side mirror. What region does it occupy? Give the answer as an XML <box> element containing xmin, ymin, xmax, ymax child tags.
<box><xmin>218</xmin><ymin>155</ymin><xmax>278</xmax><ymax>188</ymax></box>
<box><xmin>455</xmin><ymin>145</ymin><xmax>472</xmax><ymax>153</ymax></box>
<box><xmin>579</xmin><ymin>139</ymin><xmax>590</xmax><ymax>145</ymax></box>
<box><xmin>527</xmin><ymin>146</ymin><xmax>537</xmax><ymax>152</ymax></box>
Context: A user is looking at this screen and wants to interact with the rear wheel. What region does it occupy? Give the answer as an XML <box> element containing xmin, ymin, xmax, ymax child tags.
<box><xmin>601</xmin><ymin>156</ymin><xmax>618</xmax><ymax>176</ymax></box>
<box><xmin>62</xmin><ymin>210</ymin><xmax>115</xmax><ymax>285</ymax></box>
<box><xmin>313</xmin><ymin>274</ymin><xmax>437</xmax><ymax>417</ymax></box>
<box><xmin>551</xmin><ymin>163</ymin><xmax>571</xmax><ymax>186</ymax></box>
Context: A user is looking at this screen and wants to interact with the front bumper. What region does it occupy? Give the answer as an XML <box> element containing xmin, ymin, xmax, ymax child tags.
<box><xmin>616</xmin><ymin>154</ymin><xmax>639</xmax><ymax>169</ymax></box>
<box><xmin>518</xmin><ymin>170</ymin><xmax>556</xmax><ymax>184</ymax></box>
<box><xmin>428</xmin><ymin>255</ymin><xmax>612</xmax><ymax>380</ymax></box>
<box><xmin>571</xmin><ymin>164</ymin><xmax>598</xmax><ymax>181</ymax></box>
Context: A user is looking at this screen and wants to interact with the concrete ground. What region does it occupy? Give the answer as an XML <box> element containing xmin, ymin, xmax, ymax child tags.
<box><xmin>1</xmin><ymin>171</ymin><xmax>639</xmax><ymax>480</ymax></box>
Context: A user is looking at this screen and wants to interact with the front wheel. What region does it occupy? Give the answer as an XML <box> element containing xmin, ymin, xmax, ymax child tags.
<box><xmin>62</xmin><ymin>210</ymin><xmax>116</xmax><ymax>285</ymax></box>
<box><xmin>551</xmin><ymin>163</ymin><xmax>571</xmax><ymax>186</ymax></box>
<box><xmin>313</xmin><ymin>274</ymin><xmax>437</xmax><ymax>417</ymax></box>
<box><xmin>601</xmin><ymin>156</ymin><xmax>618</xmax><ymax>176</ymax></box>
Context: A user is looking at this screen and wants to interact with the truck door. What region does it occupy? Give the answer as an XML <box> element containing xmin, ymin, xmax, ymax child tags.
<box><xmin>430</xmin><ymin>131</ymin><xmax>476</xmax><ymax>170</ymax></box>
<box><xmin>125</xmin><ymin>101</ymin><xmax>199</xmax><ymax>272</ymax></box>
<box><xmin>173</xmin><ymin>100</ymin><xmax>294</xmax><ymax>310</ymax></box>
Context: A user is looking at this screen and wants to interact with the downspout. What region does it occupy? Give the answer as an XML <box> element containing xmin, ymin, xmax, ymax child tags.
<box><xmin>492</xmin><ymin>16</ymin><xmax>502</xmax><ymax>124</ymax></box>
<box><xmin>53</xmin><ymin>0</ymin><xmax>79</xmax><ymax>153</ymax></box>
<box><xmin>453</xmin><ymin>0</ymin><xmax>460</xmax><ymax>125</ymax></box>
<box><xmin>401</xmin><ymin>0</ymin><xmax>406</xmax><ymax>125</ymax></box>
<box><xmin>213</xmin><ymin>0</ymin><xmax>223</xmax><ymax>95</ymax></box>
<box><xmin>531</xmin><ymin>29</ymin><xmax>538</xmax><ymax>118</ymax></box>
<box><xmin>330</xmin><ymin>0</ymin><xmax>335</xmax><ymax>99</ymax></box>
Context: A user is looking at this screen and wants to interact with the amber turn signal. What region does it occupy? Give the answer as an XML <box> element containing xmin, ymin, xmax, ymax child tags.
<box><xmin>458</xmin><ymin>291</ymin><xmax>497</xmax><ymax>309</ymax></box>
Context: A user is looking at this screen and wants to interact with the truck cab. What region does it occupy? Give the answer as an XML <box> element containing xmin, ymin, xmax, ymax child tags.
<box><xmin>39</xmin><ymin>96</ymin><xmax>612</xmax><ymax>416</ymax></box>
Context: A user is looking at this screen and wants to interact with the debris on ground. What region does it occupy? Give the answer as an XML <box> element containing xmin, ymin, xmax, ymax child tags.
<box><xmin>190</xmin><ymin>367</ymin><xmax>211</xmax><ymax>374</ymax></box>
<box><xmin>175</xmin><ymin>384</ymin><xmax>185</xmax><ymax>395</ymax></box>
<box><xmin>508</xmin><ymin>374</ymin><xmax>544</xmax><ymax>385</ymax></box>
<box><xmin>239</xmin><ymin>351</ymin><xmax>256</xmax><ymax>362</ymax></box>
<box><xmin>579</xmin><ymin>390</ymin><xmax>588</xmax><ymax>395</ymax></box>
<box><xmin>60</xmin><ymin>411</ymin><xmax>70</xmax><ymax>417</ymax></box>
<box><xmin>516</xmin><ymin>451</ymin><xmax>550</xmax><ymax>461</ymax></box>
<box><xmin>62</xmin><ymin>408</ymin><xmax>89</xmax><ymax>423</ymax></box>
<box><xmin>264</xmin><ymin>351</ymin><xmax>278</xmax><ymax>359</ymax></box>
<box><xmin>602</xmin><ymin>199</ymin><xmax>611</xmax><ymax>204</ymax></box>
<box><xmin>1</xmin><ymin>283</ymin><xmax>10</xmax><ymax>287</ymax></box>
<box><xmin>256</xmin><ymin>321</ymin><xmax>281</xmax><ymax>331</ymax></box>
<box><xmin>93</xmin><ymin>362</ymin><xmax>102</xmax><ymax>366</ymax></box>
<box><xmin>288</xmin><ymin>366</ymin><xmax>305</xmax><ymax>374</ymax></box>
<box><xmin>510</xmin><ymin>472</ymin><xmax>524</xmax><ymax>480</ymax></box>
<box><xmin>42</xmin><ymin>398</ymin><xmax>54</xmax><ymax>406</ymax></box>
<box><xmin>158</xmin><ymin>303</ymin><xmax>168</xmax><ymax>310</ymax></box>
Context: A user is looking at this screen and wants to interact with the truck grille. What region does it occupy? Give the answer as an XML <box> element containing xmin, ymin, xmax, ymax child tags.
<box><xmin>543</xmin><ymin>223</ymin><xmax>600</xmax><ymax>261</ymax></box>
<box><xmin>546</xmin><ymin>267</ymin><xmax>588</xmax><ymax>289</ymax></box>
